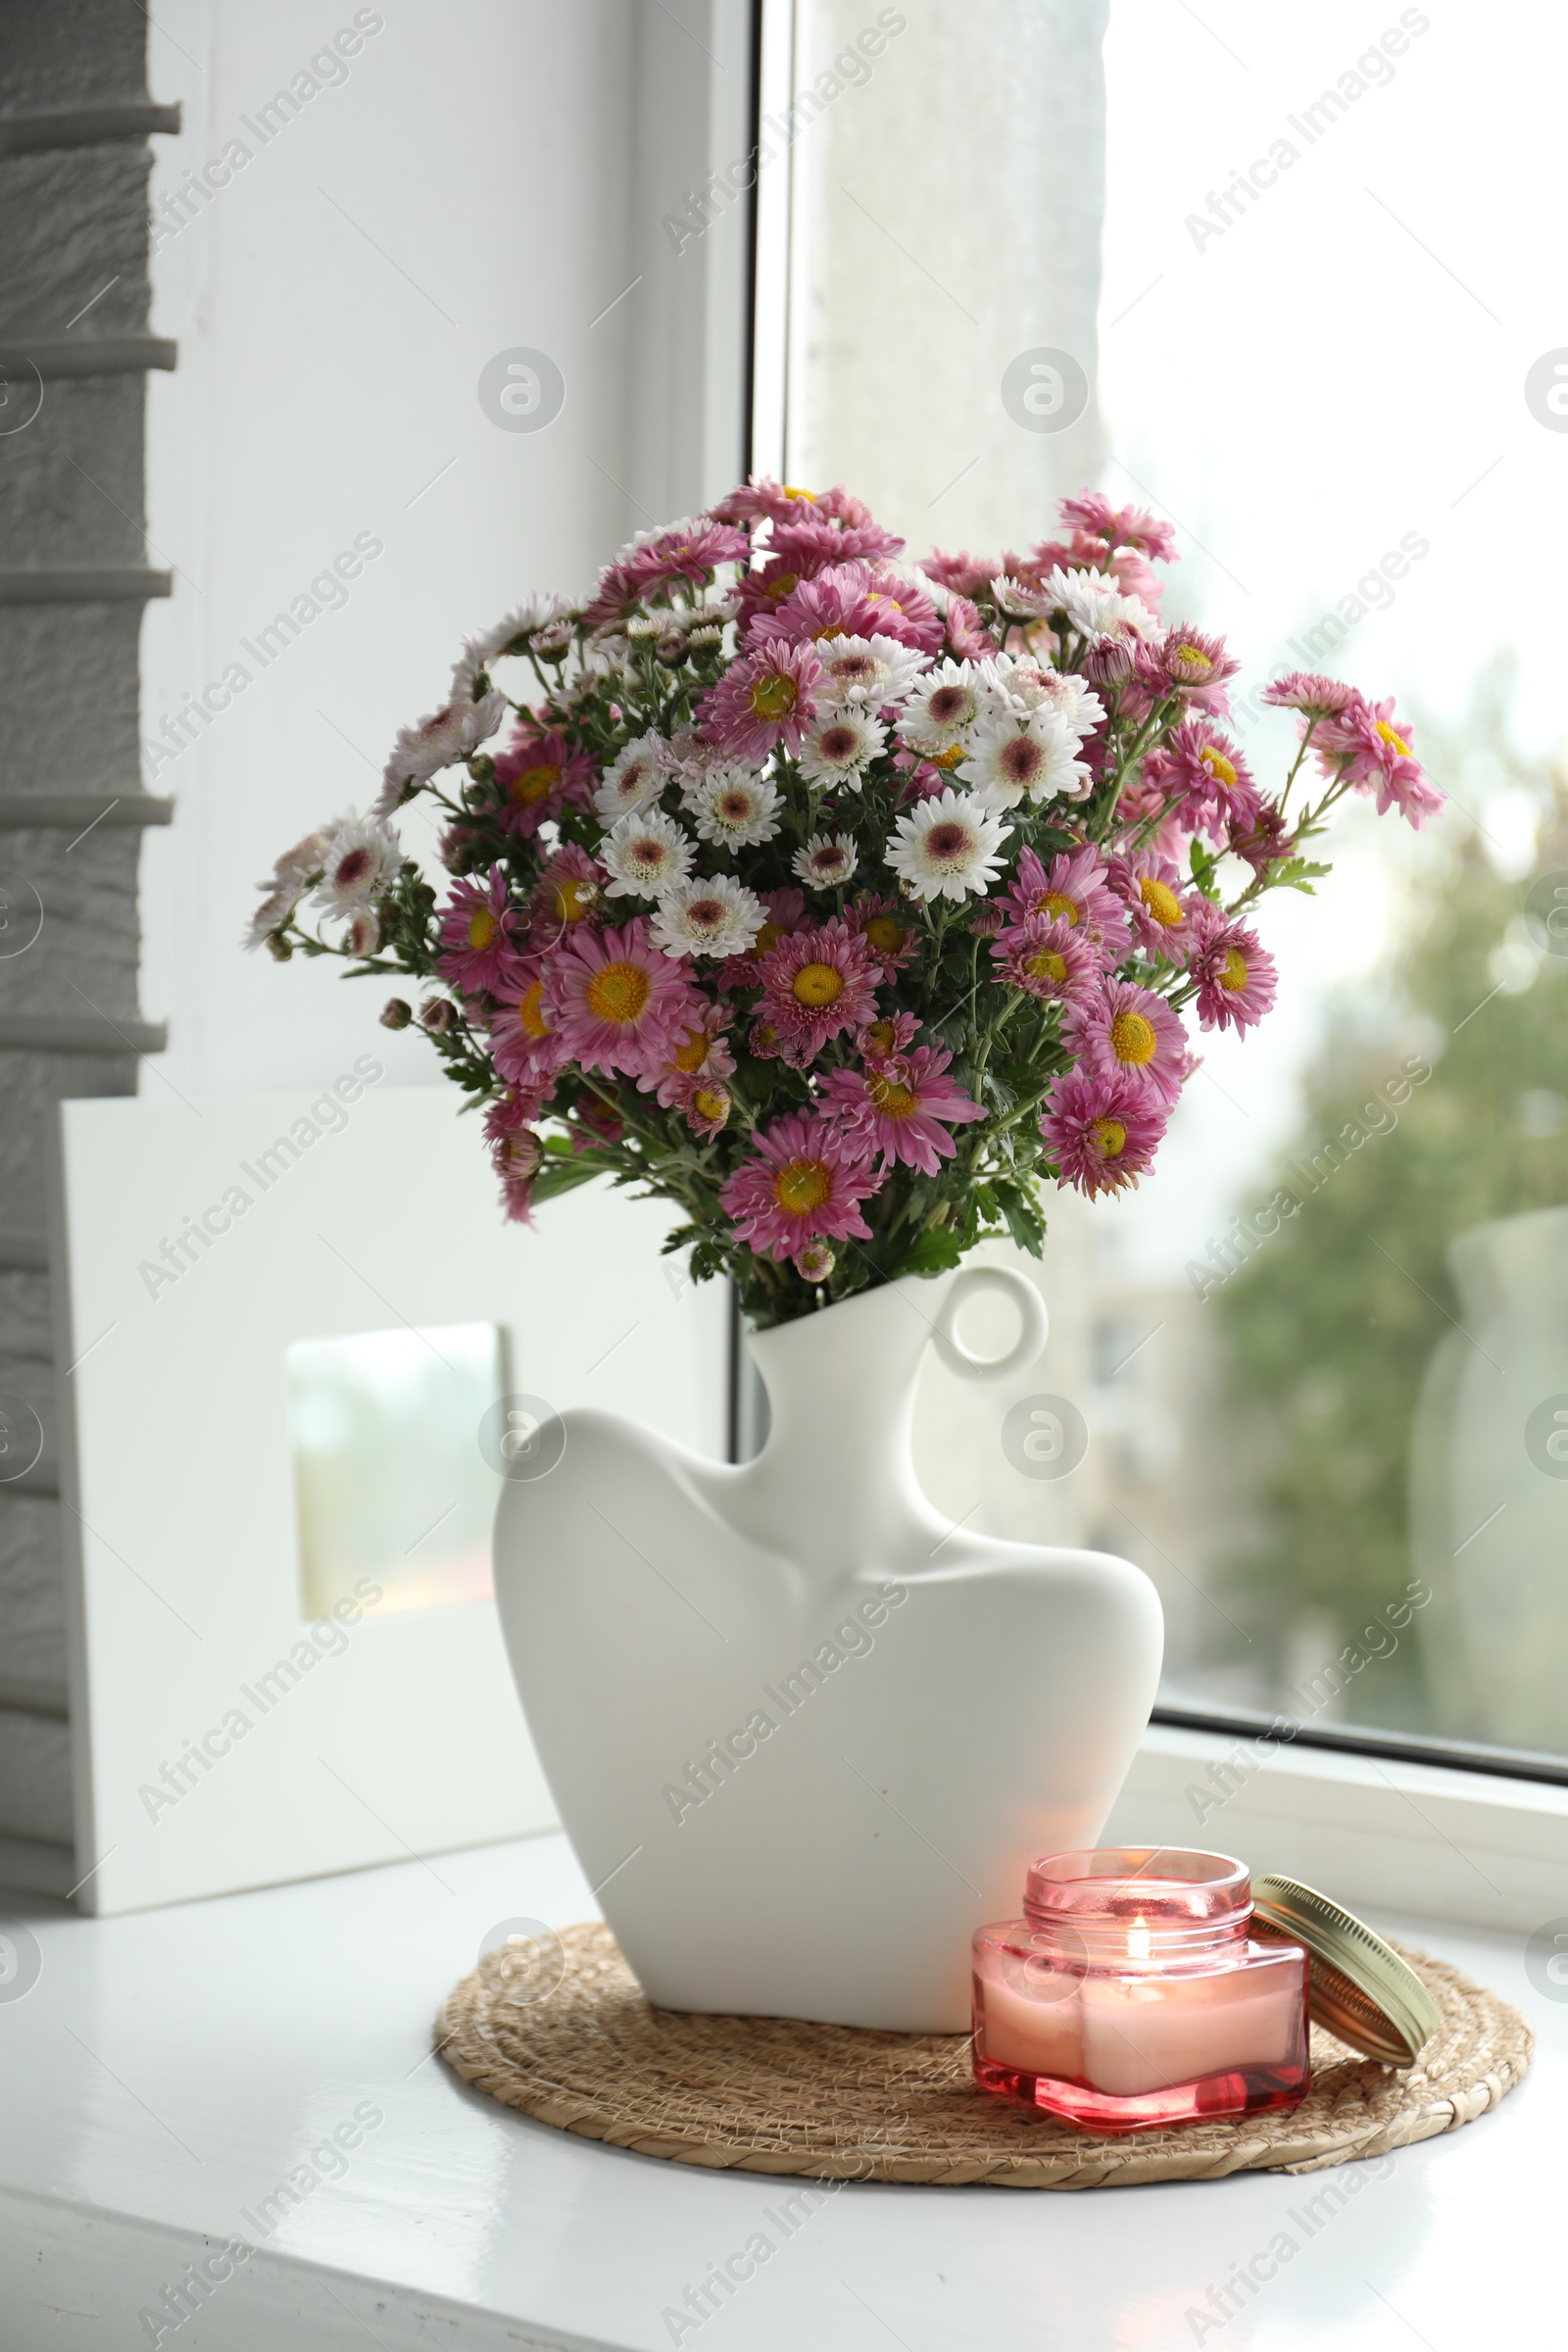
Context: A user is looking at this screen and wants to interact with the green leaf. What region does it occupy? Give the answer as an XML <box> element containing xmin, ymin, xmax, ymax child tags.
<box><xmin>993</xmin><ymin>1178</ymin><xmax>1047</xmax><ymax>1258</ymax></box>
<box><xmin>897</xmin><ymin>1223</ymin><xmax>965</xmax><ymax>1276</ymax></box>
<box><xmin>528</xmin><ymin>1155</ymin><xmax>606</xmax><ymax>1205</ymax></box>
<box><xmin>1270</xmin><ymin>858</ymin><xmax>1331</xmax><ymax>895</ymax></box>
<box><xmin>1189</xmin><ymin>840</ymin><xmax>1223</xmax><ymax>903</ymax></box>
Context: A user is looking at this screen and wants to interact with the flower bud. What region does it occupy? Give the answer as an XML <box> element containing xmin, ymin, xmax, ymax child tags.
<box><xmin>266</xmin><ymin>933</ymin><xmax>293</xmax><ymax>962</ymax></box>
<box><xmin>418</xmin><ymin>997</ymin><xmax>457</xmax><ymax>1035</ymax></box>
<box><xmin>379</xmin><ymin>998</ymin><xmax>413</xmax><ymax>1029</ymax></box>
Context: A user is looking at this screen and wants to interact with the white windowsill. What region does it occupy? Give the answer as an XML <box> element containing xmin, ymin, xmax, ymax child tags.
<box><xmin>1107</xmin><ymin>1721</ymin><xmax>1568</xmax><ymax>1935</ymax></box>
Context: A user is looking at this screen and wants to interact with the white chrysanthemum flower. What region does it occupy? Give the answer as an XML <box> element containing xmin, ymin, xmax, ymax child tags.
<box><xmin>903</xmin><ymin>563</ymin><xmax>951</xmax><ymax>612</ymax></box>
<box><xmin>886</xmin><ymin>788</ymin><xmax>1010</xmax><ymax>904</ymax></box>
<box><xmin>376</xmin><ymin>691</ymin><xmax>507</xmax><ymax>813</ymax></box>
<box><xmin>813</xmin><ymin>632</ymin><xmax>929</xmax><ymax>710</ymax></box>
<box><xmin>450</xmin><ymin>595</ymin><xmax>573</xmax><ymax>698</ymax></box>
<box><xmin>959</xmin><ymin>710</ymin><xmax>1094</xmax><ymax>808</ymax></box>
<box><xmin>682</xmin><ymin>764</ymin><xmax>781</xmax><ymax>849</ymax></box>
<box><xmin>601</xmin><ymin>807</ymin><xmax>695</xmax><ymax>899</ymax></box>
<box><xmin>997</xmin><ymin>566</ymin><xmax>1155</xmax><ymax>641</ymax></box>
<box><xmin>978</xmin><ymin>655</ymin><xmax>1105</xmax><ymax>737</ymax></box>
<box><xmin>797</xmin><ymin>709</ymin><xmax>886</xmax><ymax>788</ymax></box>
<box><xmin>650</xmin><ymin>872</ymin><xmax>765</xmax><ymax>958</ymax></box>
<box><xmin>313</xmin><ymin>812</ymin><xmax>403</xmax><ymax>911</ymax></box>
<box><xmin>897</xmin><ymin>658</ymin><xmax>987</xmax><ymax>757</ymax></box>
<box><xmin>594</xmin><ymin>732</ymin><xmax>675</xmax><ymax>820</ymax></box>
<box><xmin>792</xmin><ymin>832</ymin><xmax>859</xmax><ymax>889</ymax></box>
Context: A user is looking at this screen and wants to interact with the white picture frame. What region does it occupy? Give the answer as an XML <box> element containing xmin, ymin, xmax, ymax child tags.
<box><xmin>46</xmin><ymin>1080</ymin><xmax>728</xmax><ymax>1915</ymax></box>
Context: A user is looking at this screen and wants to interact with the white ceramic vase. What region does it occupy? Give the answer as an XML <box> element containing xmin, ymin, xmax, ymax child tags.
<box><xmin>492</xmin><ymin>1264</ymin><xmax>1163</xmax><ymax>2032</ymax></box>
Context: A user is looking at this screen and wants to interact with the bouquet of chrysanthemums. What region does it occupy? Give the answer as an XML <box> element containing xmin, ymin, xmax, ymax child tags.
<box><xmin>249</xmin><ymin>482</ymin><xmax>1441</xmax><ymax>1326</ymax></box>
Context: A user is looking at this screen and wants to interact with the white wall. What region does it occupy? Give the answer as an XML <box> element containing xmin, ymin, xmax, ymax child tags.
<box><xmin>140</xmin><ymin>0</ymin><xmax>752</xmax><ymax>1097</ymax></box>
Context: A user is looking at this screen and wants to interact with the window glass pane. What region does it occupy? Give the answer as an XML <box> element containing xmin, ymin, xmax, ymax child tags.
<box><xmin>780</xmin><ymin>0</ymin><xmax>1568</xmax><ymax>1764</ymax></box>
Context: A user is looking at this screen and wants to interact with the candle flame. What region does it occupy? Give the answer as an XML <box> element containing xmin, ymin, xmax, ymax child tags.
<box><xmin>1126</xmin><ymin>1913</ymin><xmax>1152</xmax><ymax>1961</ymax></box>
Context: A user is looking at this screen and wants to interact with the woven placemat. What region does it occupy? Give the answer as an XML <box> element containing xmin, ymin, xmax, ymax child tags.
<box><xmin>436</xmin><ymin>1921</ymin><xmax>1532</xmax><ymax>2187</ymax></box>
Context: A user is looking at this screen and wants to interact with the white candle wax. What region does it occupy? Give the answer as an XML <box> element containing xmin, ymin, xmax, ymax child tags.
<box><xmin>1079</xmin><ymin>1965</ymin><xmax>1300</xmax><ymax>2097</ymax></box>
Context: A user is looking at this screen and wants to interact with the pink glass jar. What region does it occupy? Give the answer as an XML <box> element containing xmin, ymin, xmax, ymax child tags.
<box><xmin>971</xmin><ymin>1847</ymin><xmax>1309</xmax><ymax>2132</ymax></box>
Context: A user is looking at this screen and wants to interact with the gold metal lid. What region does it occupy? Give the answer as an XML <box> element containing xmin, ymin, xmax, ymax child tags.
<box><xmin>1251</xmin><ymin>1872</ymin><xmax>1441</xmax><ymax>2068</ymax></box>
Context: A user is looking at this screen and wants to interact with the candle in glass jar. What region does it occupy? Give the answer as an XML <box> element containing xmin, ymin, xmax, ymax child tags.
<box><xmin>972</xmin><ymin>1848</ymin><xmax>1309</xmax><ymax>2132</ymax></box>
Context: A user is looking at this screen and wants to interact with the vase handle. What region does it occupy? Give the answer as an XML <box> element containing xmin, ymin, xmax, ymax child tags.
<box><xmin>931</xmin><ymin>1264</ymin><xmax>1049</xmax><ymax>1383</ymax></box>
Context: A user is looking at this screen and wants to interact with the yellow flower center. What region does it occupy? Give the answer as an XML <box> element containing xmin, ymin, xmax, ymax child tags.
<box><xmin>782</xmin><ymin>484</ymin><xmax>815</xmax><ymax>501</ymax></box>
<box><xmin>694</xmin><ymin>1085</ymin><xmax>729</xmax><ymax>1121</ymax></box>
<box><xmin>929</xmin><ymin>743</ymin><xmax>966</xmax><ymax>769</ymax></box>
<box><xmin>1199</xmin><ymin>746</ymin><xmax>1237</xmax><ymax>789</ymax></box>
<box><xmin>1138</xmin><ymin>877</ymin><xmax>1184</xmax><ymax>928</ymax></box>
<box><xmin>761</xmin><ymin>570</ymin><xmax>799</xmax><ymax>603</ymax></box>
<box><xmin>861</xmin><ymin>1018</ymin><xmax>898</xmax><ymax>1054</ymax></box>
<box><xmin>1375</xmin><ymin>718</ymin><xmax>1410</xmax><ymax>756</ymax></box>
<box><xmin>812</xmin><ymin>624</ymin><xmax>848</xmax><ymax>642</ymax></box>
<box><xmin>1109</xmin><ymin>1009</ymin><xmax>1157</xmax><ymax>1065</ymax></box>
<box><xmin>552</xmin><ymin>878</ymin><xmax>593</xmax><ymax>923</ymax></box>
<box><xmin>1025</xmin><ymin>949</ymin><xmax>1068</xmax><ymax>984</ymax></box>
<box><xmin>584</xmin><ymin>961</ymin><xmax>652</xmax><ymax>1026</ymax></box>
<box><xmin>863</xmin><ymin>916</ymin><xmax>907</xmax><ymax>956</ymax></box>
<box><xmin>673</xmin><ymin>1027</ymin><xmax>710</xmax><ymax>1073</ymax></box>
<box><xmin>517</xmin><ymin>981</ymin><xmax>550</xmax><ymax>1041</ymax></box>
<box><xmin>867</xmin><ymin>1074</ymin><xmax>917</xmax><ymax>1117</ymax></box>
<box><xmin>1220</xmin><ymin>948</ymin><xmax>1250</xmax><ymax>993</ymax></box>
<box><xmin>750</xmin><ymin>672</ymin><xmax>799</xmax><ymax>719</ymax></box>
<box><xmin>1041</xmin><ymin>891</ymin><xmax>1080</xmax><ymax>925</ymax></box>
<box><xmin>1171</xmin><ymin>645</ymin><xmax>1212</xmax><ymax>675</ymax></box>
<box><xmin>754</xmin><ymin>921</ymin><xmax>786</xmax><ymax>956</ymax></box>
<box><xmin>792</xmin><ymin>960</ymin><xmax>843</xmax><ymax>1008</ymax></box>
<box><xmin>467</xmin><ymin>907</ymin><xmax>499</xmax><ymax>951</ymax></box>
<box><xmin>774</xmin><ymin>1157</ymin><xmax>831</xmax><ymax>1215</ymax></box>
<box><xmin>510</xmin><ymin>761</ymin><xmax>561</xmax><ymax>805</ymax></box>
<box><xmin>1090</xmin><ymin>1116</ymin><xmax>1128</xmax><ymax>1159</ymax></box>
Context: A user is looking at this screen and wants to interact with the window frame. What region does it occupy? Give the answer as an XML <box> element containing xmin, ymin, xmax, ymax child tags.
<box><xmin>740</xmin><ymin>0</ymin><xmax>1563</xmax><ymax>1909</ymax></box>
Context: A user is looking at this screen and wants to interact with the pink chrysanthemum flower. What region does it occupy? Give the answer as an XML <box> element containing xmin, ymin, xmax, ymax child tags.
<box><xmin>1141</xmin><ymin>717</ymin><xmax>1259</xmax><ymax>841</ymax></box>
<box><xmin>1107</xmin><ymin>853</ymin><xmax>1200</xmax><ymax>965</ymax></box>
<box><xmin>990</xmin><ymin>912</ymin><xmax>1103</xmax><ymax>1006</ymax></box>
<box><xmin>944</xmin><ymin>593</ymin><xmax>998</xmax><ymax>661</ymax></box>
<box><xmin>856</xmin><ymin>1008</ymin><xmax>920</xmax><ymax>1058</ymax></box>
<box><xmin>711</xmin><ymin>476</ymin><xmax>820</xmax><ymax>526</ymax></box>
<box><xmin>546</xmin><ymin>917</ymin><xmax>697</xmax><ymax>1077</ymax></box>
<box><xmin>767</xmin><ymin>513</ymin><xmax>906</xmax><ymax>576</ymax></box>
<box><xmin>921</xmin><ymin>549</ymin><xmax>1001</xmax><ymax>596</ymax></box>
<box><xmin>1188</xmin><ymin>906</ymin><xmax>1279</xmax><ymax>1034</ymax></box>
<box><xmin>436</xmin><ymin>868</ymin><xmax>525</xmax><ymax>998</ymax></box>
<box><xmin>715</xmin><ymin>883</ymin><xmax>808</xmax><ymax>991</ymax></box>
<box><xmin>1065</xmin><ymin>977</ymin><xmax>1188</xmax><ymax>1106</ymax></box>
<box><xmin>670</xmin><ymin>1073</ymin><xmax>734</xmax><ymax>1138</ymax></box>
<box><xmin>998</xmin><ymin>845</ymin><xmax>1127</xmax><ymax>946</ymax></box>
<box><xmin>1228</xmin><ymin>800</ymin><xmax>1296</xmax><ymax>875</ymax></box>
<box><xmin>1154</xmin><ymin>624</ymin><xmax>1238</xmax><ymax>712</ymax></box>
<box><xmin>699</xmin><ymin>638</ymin><xmax>822</xmax><ymax>760</ymax></box>
<box><xmin>855</xmin><ymin>564</ymin><xmax>945</xmax><ymax>654</ymax></box>
<box><xmin>483</xmin><ymin>1094</ymin><xmax>544</xmax><ymax>1225</ymax></box>
<box><xmin>1041</xmin><ymin>1067</ymin><xmax>1168</xmax><ymax>1197</ymax></box>
<box><xmin>637</xmin><ymin>1000</ymin><xmax>736</xmax><ymax>1107</ymax></box>
<box><xmin>758</xmin><ymin>919</ymin><xmax>881</xmax><ymax>1064</ymax></box>
<box><xmin>744</xmin><ymin>562</ymin><xmax>879</xmax><ymax>648</ymax></box>
<box><xmin>819</xmin><ymin>1044</ymin><xmax>984</xmax><ymax>1177</ymax></box>
<box><xmin>1314</xmin><ymin>695</ymin><xmax>1444</xmax><ymax>827</ymax></box>
<box><xmin>526</xmin><ymin>843</ymin><xmax>604</xmax><ymax>948</ymax></box>
<box><xmin>582</xmin><ymin>517</ymin><xmax>749</xmax><ymax>625</ymax></box>
<box><xmin>847</xmin><ymin>894</ymin><xmax>919</xmax><ymax>974</ymax></box>
<box><xmin>1054</xmin><ymin>493</ymin><xmax>1180</xmax><ymax>564</ymax></box>
<box><xmin>489</xmin><ymin>962</ymin><xmax>567</xmax><ymax>1095</ymax></box>
<box><xmin>493</xmin><ymin>723</ymin><xmax>595</xmax><ymax>838</ymax></box>
<box><xmin>718</xmin><ymin>1108</ymin><xmax>881</xmax><ymax>1266</ymax></box>
<box><xmin>1260</xmin><ymin>671</ymin><xmax>1358</xmax><ymax>717</ymax></box>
